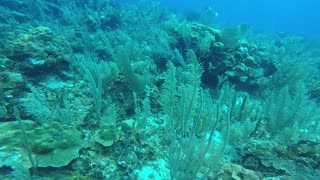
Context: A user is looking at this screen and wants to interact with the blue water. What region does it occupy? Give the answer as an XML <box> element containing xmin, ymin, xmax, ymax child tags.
<box><xmin>124</xmin><ymin>0</ymin><xmax>320</xmax><ymax>36</ymax></box>
<box><xmin>215</xmin><ymin>0</ymin><xmax>319</xmax><ymax>36</ymax></box>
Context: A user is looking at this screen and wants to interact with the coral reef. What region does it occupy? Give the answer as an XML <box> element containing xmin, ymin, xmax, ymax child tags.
<box><xmin>0</xmin><ymin>120</ymin><xmax>85</xmax><ymax>168</ymax></box>
<box><xmin>1</xmin><ymin>26</ymin><xmax>71</xmax><ymax>76</ymax></box>
<box><xmin>216</xmin><ymin>163</ymin><xmax>259</xmax><ymax>180</ymax></box>
<box><xmin>165</xmin><ymin>19</ymin><xmax>277</xmax><ymax>90</ymax></box>
<box><xmin>0</xmin><ymin>0</ymin><xmax>319</xmax><ymax>179</ymax></box>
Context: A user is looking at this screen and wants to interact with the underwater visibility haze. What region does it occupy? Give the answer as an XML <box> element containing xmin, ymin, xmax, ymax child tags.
<box><xmin>160</xmin><ymin>0</ymin><xmax>320</xmax><ymax>36</ymax></box>
<box><xmin>0</xmin><ymin>0</ymin><xmax>319</xmax><ymax>179</ymax></box>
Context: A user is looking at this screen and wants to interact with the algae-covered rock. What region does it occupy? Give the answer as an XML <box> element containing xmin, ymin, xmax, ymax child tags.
<box><xmin>0</xmin><ymin>71</ymin><xmax>25</xmax><ymax>89</ymax></box>
<box><xmin>216</xmin><ymin>163</ymin><xmax>259</xmax><ymax>180</ymax></box>
<box><xmin>0</xmin><ymin>26</ymin><xmax>71</xmax><ymax>75</ymax></box>
<box><xmin>190</xmin><ymin>22</ymin><xmax>222</xmax><ymax>41</ymax></box>
<box><xmin>166</xmin><ymin>20</ymin><xmax>221</xmax><ymax>53</ymax></box>
<box><xmin>120</xmin><ymin>118</ymin><xmax>135</xmax><ymax>131</ymax></box>
<box><xmin>94</xmin><ymin>124</ymin><xmax>116</xmax><ymax>147</ymax></box>
<box><xmin>0</xmin><ymin>120</ymin><xmax>84</xmax><ymax>168</ymax></box>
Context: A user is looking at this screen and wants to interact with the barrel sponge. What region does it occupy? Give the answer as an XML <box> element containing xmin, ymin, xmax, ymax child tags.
<box><xmin>0</xmin><ymin>120</ymin><xmax>84</xmax><ymax>168</ymax></box>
